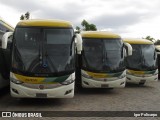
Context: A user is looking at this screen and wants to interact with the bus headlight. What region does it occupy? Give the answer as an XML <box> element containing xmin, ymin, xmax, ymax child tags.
<box><xmin>82</xmin><ymin>73</ymin><xmax>91</xmax><ymax>78</ymax></box>
<box><xmin>153</xmin><ymin>70</ymin><xmax>158</xmax><ymax>75</ymax></box>
<box><xmin>60</xmin><ymin>76</ymin><xmax>74</xmax><ymax>85</ymax></box>
<box><xmin>118</xmin><ymin>73</ymin><xmax>126</xmax><ymax>79</ymax></box>
<box><xmin>11</xmin><ymin>78</ymin><xmax>24</xmax><ymax>84</ymax></box>
<box><xmin>61</xmin><ymin>79</ymin><xmax>74</xmax><ymax>85</ymax></box>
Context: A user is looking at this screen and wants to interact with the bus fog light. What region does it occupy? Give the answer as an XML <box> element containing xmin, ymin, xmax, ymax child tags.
<box><xmin>120</xmin><ymin>82</ymin><xmax>125</xmax><ymax>85</ymax></box>
<box><xmin>12</xmin><ymin>88</ymin><xmax>19</xmax><ymax>94</ymax></box>
<box><xmin>83</xmin><ymin>81</ymin><xmax>89</xmax><ymax>85</ymax></box>
<box><xmin>65</xmin><ymin>89</ymin><xmax>73</xmax><ymax>95</ymax></box>
<box><xmin>127</xmin><ymin>77</ymin><xmax>131</xmax><ymax>80</ymax></box>
<box><xmin>154</xmin><ymin>78</ymin><xmax>158</xmax><ymax>80</ymax></box>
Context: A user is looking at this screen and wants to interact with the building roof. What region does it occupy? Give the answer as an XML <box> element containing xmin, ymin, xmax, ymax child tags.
<box><xmin>0</xmin><ymin>17</ymin><xmax>14</xmax><ymax>32</ymax></box>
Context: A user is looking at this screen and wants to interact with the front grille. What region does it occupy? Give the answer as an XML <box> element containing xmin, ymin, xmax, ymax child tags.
<box><xmin>21</xmin><ymin>83</ymin><xmax>62</xmax><ymax>89</ymax></box>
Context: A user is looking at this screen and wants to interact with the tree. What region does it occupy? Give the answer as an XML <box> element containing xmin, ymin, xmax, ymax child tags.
<box><xmin>76</xmin><ymin>26</ymin><xmax>80</xmax><ymax>31</ymax></box>
<box><xmin>20</xmin><ymin>11</ymin><xmax>30</xmax><ymax>20</ymax></box>
<box><xmin>154</xmin><ymin>39</ymin><xmax>160</xmax><ymax>45</ymax></box>
<box><xmin>144</xmin><ymin>36</ymin><xmax>155</xmax><ymax>42</ymax></box>
<box><xmin>20</xmin><ymin>15</ymin><xmax>25</xmax><ymax>20</ymax></box>
<box><xmin>25</xmin><ymin>12</ymin><xmax>30</xmax><ymax>20</ymax></box>
<box><xmin>89</xmin><ymin>24</ymin><xmax>97</xmax><ymax>31</ymax></box>
<box><xmin>81</xmin><ymin>19</ymin><xmax>90</xmax><ymax>31</ymax></box>
<box><xmin>76</xmin><ymin>19</ymin><xmax>97</xmax><ymax>32</ymax></box>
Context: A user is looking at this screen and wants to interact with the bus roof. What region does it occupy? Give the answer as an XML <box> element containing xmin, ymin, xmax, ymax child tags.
<box><xmin>16</xmin><ymin>19</ymin><xmax>73</xmax><ymax>28</ymax></box>
<box><xmin>0</xmin><ymin>18</ymin><xmax>14</xmax><ymax>32</ymax></box>
<box><xmin>123</xmin><ymin>38</ymin><xmax>153</xmax><ymax>45</ymax></box>
<box><xmin>81</xmin><ymin>31</ymin><xmax>121</xmax><ymax>39</ymax></box>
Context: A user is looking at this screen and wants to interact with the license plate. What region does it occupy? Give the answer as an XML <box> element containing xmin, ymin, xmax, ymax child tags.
<box><xmin>101</xmin><ymin>84</ymin><xmax>109</xmax><ymax>88</ymax></box>
<box><xmin>140</xmin><ymin>80</ymin><xmax>146</xmax><ymax>83</ymax></box>
<box><xmin>36</xmin><ymin>93</ymin><xmax>47</xmax><ymax>98</ymax></box>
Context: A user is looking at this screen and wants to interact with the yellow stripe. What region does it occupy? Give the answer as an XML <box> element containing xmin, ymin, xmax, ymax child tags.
<box><xmin>127</xmin><ymin>70</ymin><xmax>145</xmax><ymax>75</ymax></box>
<box><xmin>14</xmin><ymin>73</ymin><xmax>45</xmax><ymax>84</ymax></box>
<box><xmin>86</xmin><ymin>71</ymin><xmax>111</xmax><ymax>78</ymax></box>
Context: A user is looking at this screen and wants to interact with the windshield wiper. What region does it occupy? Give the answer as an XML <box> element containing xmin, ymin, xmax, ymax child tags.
<box><xmin>14</xmin><ymin>45</ymin><xmax>26</xmax><ymax>70</ymax></box>
<box><xmin>102</xmin><ymin>40</ymin><xmax>109</xmax><ymax>70</ymax></box>
<box><xmin>38</xmin><ymin>40</ymin><xmax>42</xmax><ymax>65</ymax></box>
<box><xmin>82</xmin><ymin>51</ymin><xmax>90</xmax><ymax>68</ymax></box>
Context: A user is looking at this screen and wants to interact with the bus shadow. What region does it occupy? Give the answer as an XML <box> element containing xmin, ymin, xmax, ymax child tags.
<box><xmin>125</xmin><ymin>83</ymin><xmax>154</xmax><ymax>89</ymax></box>
<box><xmin>75</xmin><ymin>87</ymin><xmax>118</xmax><ymax>95</ymax></box>
<box><xmin>0</xmin><ymin>86</ymin><xmax>10</xmax><ymax>97</ymax></box>
<box><xmin>15</xmin><ymin>98</ymin><xmax>65</xmax><ymax>107</ymax></box>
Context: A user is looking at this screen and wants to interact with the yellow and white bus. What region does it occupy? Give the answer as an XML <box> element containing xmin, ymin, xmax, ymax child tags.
<box><xmin>2</xmin><ymin>19</ymin><xmax>82</xmax><ymax>98</ymax></box>
<box><xmin>76</xmin><ymin>31</ymin><xmax>132</xmax><ymax>88</ymax></box>
<box><xmin>123</xmin><ymin>38</ymin><xmax>158</xmax><ymax>85</ymax></box>
<box><xmin>155</xmin><ymin>45</ymin><xmax>160</xmax><ymax>78</ymax></box>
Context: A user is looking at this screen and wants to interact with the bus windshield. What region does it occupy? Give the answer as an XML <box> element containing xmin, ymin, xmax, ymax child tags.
<box><xmin>126</xmin><ymin>44</ymin><xmax>157</xmax><ymax>71</ymax></box>
<box><xmin>12</xmin><ymin>27</ymin><xmax>74</xmax><ymax>76</ymax></box>
<box><xmin>82</xmin><ymin>38</ymin><xmax>125</xmax><ymax>73</ymax></box>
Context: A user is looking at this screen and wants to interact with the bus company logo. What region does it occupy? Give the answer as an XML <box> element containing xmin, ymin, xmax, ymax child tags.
<box><xmin>25</xmin><ymin>78</ymin><xmax>38</xmax><ymax>82</ymax></box>
<box><xmin>39</xmin><ymin>85</ymin><xmax>44</xmax><ymax>89</ymax></box>
<box><xmin>2</xmin><ymin>112</ymin><xmax>11</xmax><ymax>117</ymax></box>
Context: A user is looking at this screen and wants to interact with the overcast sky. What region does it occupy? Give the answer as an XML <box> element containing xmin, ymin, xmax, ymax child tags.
<box><xmin>0</xmin><ymin>0</ymin><xmax>160</xmax><ymax>39</ymax></box>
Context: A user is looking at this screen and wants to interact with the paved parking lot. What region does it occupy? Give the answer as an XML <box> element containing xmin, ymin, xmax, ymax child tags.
<box><xmin>0</xmin><ymin>81</ymin><xmax>160</xmax><ymax>120</ymax></box>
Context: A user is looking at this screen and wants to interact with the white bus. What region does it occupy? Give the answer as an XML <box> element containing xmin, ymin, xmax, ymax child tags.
<box><xmin>123</xmin><ymin>38</ymin><xmax>158</xmax><ymax>85</ymax></box>
<box><xmin>76</xmin><ymin>31</ymin><xmax>132</xmax><ymax>88</ymax></box>
<box><xmin>2</xmin><ymin>19</ymin><xmax>82</xmax><ymax>98</ymax></box>
<box><xmin>155</xmin><ymin>45</ymin><xmax>160</xmax><ymax>78</ymax></box>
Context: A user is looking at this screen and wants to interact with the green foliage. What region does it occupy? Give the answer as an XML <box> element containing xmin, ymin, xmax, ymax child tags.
<box><xmin>76</xmin><ymin>26</ymin><xmax>80</xmax><ymax>31</ymax></box>
<box><xmin>76</xmin><ymin>19</ymin><xmax>97</xmax><ymax>32</ymax></box>
<box><xmin>144</xmin><ymin>36</ymin><xmax>160</xmax><ymax>45</ymax></box>
<box><xmin>154</xmin><ymin>39</ymin><xmax>160</xmax><ymax>45</ymax></box>
<box><xmin>89</xmin><ymin>24</ymin><xmax>97</xmax><ymax>31</ymax></box>
<box><xmin>20</xmin><ymin>12</ymin><xmax>30</xmax><ymax>20</ymax></box>
<box><xmin>144</xmin><ymin>36</ymin><xmax>155</xmax><ymax>42</ymax></box>
<box><xmin>25</xmin><ymin>12</ymin><xmax>30</xmax><ymax>20</ymax></box>
<box><xmin>20</xmin><ymin>15</ymin><xmax>25</xmax><ymax>20</ymax></box>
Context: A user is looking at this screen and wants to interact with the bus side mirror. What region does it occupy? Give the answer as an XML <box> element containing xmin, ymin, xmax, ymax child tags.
<box><xmin>75</xmin><ymin>34</ymin><xmax>82</xmax><ymax>55</ymax></box>
<box><xmin>124</xmin><ymin>42</ymin><xmax>132</xmax><ymax>56</ymax></box>
<box><xmin>2</xmin><ymin>32</ymin><xmax>13</xmax><ymax>49</ymax></box>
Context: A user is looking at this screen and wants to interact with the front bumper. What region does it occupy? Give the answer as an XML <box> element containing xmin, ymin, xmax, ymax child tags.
<box><xmin>10</xmin><ymin>81</ymin><xmax>75</xmax><ymax>98</ymax></box>
<box><xmin>126</xmin><ymin>74</ymin><xmax>158</xmax><ymax>84</ymax></box>
<box><xmin>81</xmin><ymin>76</ymin><xmax>126</xmax><ymax>88</ymax></box>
